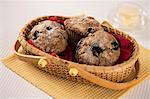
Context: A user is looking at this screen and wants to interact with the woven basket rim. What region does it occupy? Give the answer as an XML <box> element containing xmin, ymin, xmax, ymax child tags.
<box><xmin>13</xmin><ymin>42</ymin><xmax>149</xmax><ymax>90</ymax></box>
<box><xmin>18</xmin><ymin>15</ymin><xmax>140</xmax><ymax>70</ymax></box>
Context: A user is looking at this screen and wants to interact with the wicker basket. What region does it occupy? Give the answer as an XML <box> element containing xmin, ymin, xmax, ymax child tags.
<box><xmin>16</xmin><ymin>16</ymin><xmax>140</xmax><ymax>90</ymax></box>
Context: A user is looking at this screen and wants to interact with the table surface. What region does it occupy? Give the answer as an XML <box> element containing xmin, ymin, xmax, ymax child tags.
<box><xmin>0</xmin><ymin>0</ymin><xmax>150</xmax><ymax>99</ymax></box>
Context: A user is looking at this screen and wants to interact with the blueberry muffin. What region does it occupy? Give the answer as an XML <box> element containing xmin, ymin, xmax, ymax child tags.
<box><xmin>76</xmin><ymin>30</ymin><xmax>120</xmax><ymax>66</ymax></box>
<box><xmin>28</xmin><ymin>20</ymin><xmax>68</xmax><ymax>54</ymax></box>
<box><xmin>64</xmin><ymin>16</ymin><xmax>102</xmax><ymax>45</ymax></box>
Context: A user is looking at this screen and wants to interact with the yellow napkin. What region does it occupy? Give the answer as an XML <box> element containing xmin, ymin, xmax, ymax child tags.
<box><xmin>1</xmin><ymin>47</ymin><xmax>150</xmax><ymax>99</ymax></box>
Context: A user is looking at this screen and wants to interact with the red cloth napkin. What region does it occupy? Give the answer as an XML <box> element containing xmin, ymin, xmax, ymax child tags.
<box><xmin>49</xmin><ymin>16</ymin><xmax>64</xmax><ymax>24</ymax></box>
<box><xmin>111</xmin><ymin>33</ymin><xmax>133</xmax><ymax>64</ymax></box>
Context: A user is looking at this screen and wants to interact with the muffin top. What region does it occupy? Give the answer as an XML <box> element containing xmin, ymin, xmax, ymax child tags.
<box><xmin>28</xmin><ymin>20</ymin><xmax>68</xmax><ymax>54</ymax></box>
<box><xmin>76</xmin><ymin>30</ymin><xmax>120</xmax><ymax>66</ymax></box>
<box><xmin>64</xmin><ymin>16</ymin><xmax>102</xmax><ymax>36</ymax></box>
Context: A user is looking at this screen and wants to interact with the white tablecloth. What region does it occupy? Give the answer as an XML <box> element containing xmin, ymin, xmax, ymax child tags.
<box><xmin>0</xmin><ymin>0</ymin><xmax>150</xmax><ymax>99</ymax></box>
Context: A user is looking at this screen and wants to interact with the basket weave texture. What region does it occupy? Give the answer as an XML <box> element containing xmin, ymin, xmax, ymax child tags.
<box><xmin>17</xmin><ymin>16</ymin><xmax>139</xmax><ymax>85</ymax></box>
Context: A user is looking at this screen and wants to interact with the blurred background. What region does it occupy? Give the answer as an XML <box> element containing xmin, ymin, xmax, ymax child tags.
<box><xmin>0</xmin><ymin>0</ymin><xmax>150</xmax><ymax>99</ymax></box>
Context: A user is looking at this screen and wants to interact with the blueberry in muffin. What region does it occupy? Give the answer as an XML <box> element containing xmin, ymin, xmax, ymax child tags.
<box><xmin>28</xmin><ymin>20</ymin><xmax>68</xmax><ymax>54</ymax></box>
<box><xmin>76</xmin><ymin>30</ymin><xmax>120</xmax><ymax>66</ymax></box>
<box><xmin>64</xmin><ymin>16</ymin><xmax>102</xmax><ymax>36</ymax></box>
<box><xmin>64</xmin><ymin>16</ymin><xmax>102</xmax><ymax>45</ymax></box>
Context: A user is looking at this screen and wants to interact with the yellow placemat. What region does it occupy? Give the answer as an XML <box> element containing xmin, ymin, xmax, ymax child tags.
<box><xmin>1</xmin><ymin>47</ymin><xmax>150</xmax><ymax>99</ymax></box>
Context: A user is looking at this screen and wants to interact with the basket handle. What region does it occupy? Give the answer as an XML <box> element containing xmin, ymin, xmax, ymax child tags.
<box><xmin>68</xmin><ymin>61</ymin><xmax>145</xmax><ymax>90</ymax></box>
<box><xmin>15</xmin><ymin>41</ymin><xmax>143</xmax><ymax>90</ymax></box>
